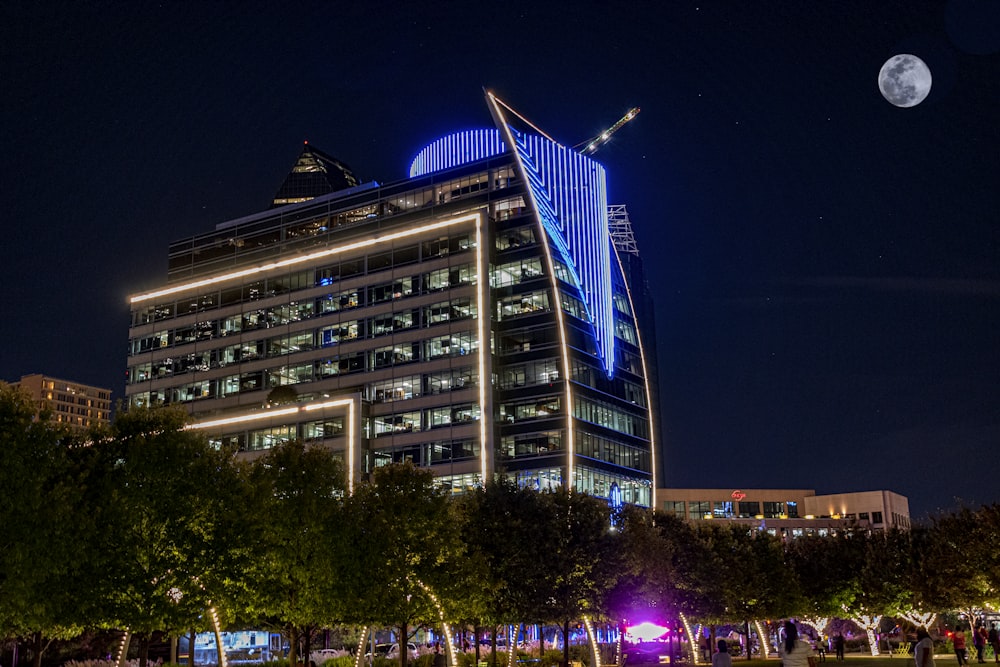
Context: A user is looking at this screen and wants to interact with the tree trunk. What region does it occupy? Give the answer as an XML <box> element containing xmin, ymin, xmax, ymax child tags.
<box><xmin>745</xmin><ymin>621</ymin><xmax>752</xmax><ymax>661</ymax></box>
<box><xmin>137</xmin><ymin>634</ymin><xmax>150</xmax><ymax>667</ymax></box>
<box><xmin>304</xmin><ymin>626</ymin><xmax>313</xmax><ymax>666</ymax></box>
<box><xmin>474</xmin><ymin>625</ymin><xmax>481</xmax><ymax>665</ymax></box>
<box><xmin>490</xmin><ymin>626</ymin><xmax>497</xmax><ymax>667</ymax></box>
<box><xmin>288</xmin><ymin>626</ymin><xmax>300</xmax><ymax>667</ymax></box>
<box><xmin>189</xmin><ymin>630</ymin><xmax>196</xmax><ymax>667</ymax></box>
<box><xmin>30</xmin><ymin>632</ymin><xmax>43</xmax><ymax>667</ymax></box>
<box><xmin>562</xmin><ymin>620</ymin><xmax>571</xmax><ymax>667</ymax></box>
<box><xmin>399</xmin><ymin>622</ymin><xmax>408</xmax><ymax>667</ymax></box>
<box><xmin>170</xmin><ymin>635</ymin><xmax>178</xmax><ymax>665</ymax></box>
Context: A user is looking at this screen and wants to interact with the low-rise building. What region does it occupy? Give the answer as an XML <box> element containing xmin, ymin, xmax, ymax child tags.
<box><xmin>13</xmin><ymin>373</ymin><xmax>112</xmax><ymax>432</ymax></box>
<box><xmin>656</xmin><ymin>487</ymin><xmax>910</xmax><ymax>536</ymax></box>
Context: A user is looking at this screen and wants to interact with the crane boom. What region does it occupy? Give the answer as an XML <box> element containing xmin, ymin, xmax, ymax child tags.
<box><xmin>575</xmin><ymin>107</ymin><xmax>640</xmax><ymax>154</ymax></box>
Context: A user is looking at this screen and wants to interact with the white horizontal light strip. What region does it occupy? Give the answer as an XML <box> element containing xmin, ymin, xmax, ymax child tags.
<box><xmin>302</xmin><ymin>398</ymin><xmax>354</xmax><ymax>411</ymax></box>
<box><xmin>130</xmin><ymin>214</ymin><xmax>481</xmax><ymax>304</ymax></box>
<box><xmin>187</xmin><ymin>396</ymin><xmax>358</xmax><ymax>493</ymax></box>
<box><xmin>186</xmin><ymin>406</ymin><xmax>299</xmax><ymax>430</ymax></box>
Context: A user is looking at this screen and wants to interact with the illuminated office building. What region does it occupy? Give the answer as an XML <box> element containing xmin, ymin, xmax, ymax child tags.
<box><xmin>125</xmin><ymin>94</ymin><xmax>655</xmax><ymax>504</ymax></box>
<box><xmin>13</xmin><ymin>373</ymin><xmax>112</xmax><ymax>432</ymax></box>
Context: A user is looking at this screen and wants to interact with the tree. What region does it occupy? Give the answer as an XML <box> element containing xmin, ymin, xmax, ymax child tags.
<box><xmin>86</xmin><ymin>406</ymin><xmax>241</xmax><ymax>667</ymax></box>
<box><xmin>835</xmin><ymin>530</ymin><xmax>912</xmax><ymax>656</ymax></box>
<box><xmin>915</xmin><ymin>505</ymin><xmax>1000</xmax><ymax>615</ymax></box>
<box><xmin>455</xmin><ymin>479</ymin><xmax>548</xmax><ymax>665</ymax></box>
<box><xmin>341</xmin><ymin>463</ymin><xmax>463</xmax><ymax>667</ymax></box>
<box><xmin>528</xmin><ymin>489</ymin><xmax>622</xmax><ymax>667</ymax></box>
<box><xmin>787</xmin><ymin>532</ymin><xmax>864</xmax><ymax>636</ymax></box>
<box><xmin>689</xmin><ymin>525</ymin><xmax>798</xmax><ymax>659</ymax></box>
<box><xmin>0</xmin><ymin>383</ymin><xmax>87</xmax><ymax>667</ymax></box>
<box><xmin>608</xmin><ymin>508</ymin><xmax>692</xmax><ymax>631</ymax></box>
<box><xmin>241</xmin><ymin>440</ymin><xmax>348</xmax><ymax>667</ymax></box>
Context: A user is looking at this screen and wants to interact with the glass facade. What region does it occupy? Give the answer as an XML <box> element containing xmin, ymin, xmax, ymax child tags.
<box><xmin>127</xmin><ymin>108</ymin><xmax>655</xmax><ymax>505</ymax></box>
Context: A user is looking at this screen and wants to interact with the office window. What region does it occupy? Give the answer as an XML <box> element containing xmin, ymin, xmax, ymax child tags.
<box><xmin>302</xmin><ymin>417</ymin><xmax>345</xmax><ymax>440</ymax></box>
<box><xmin>500</xmin><ymin>431</ymin><xmax>562</xmax><ymax>459</ymax></box>
<box><xmin>763</xmin><ymin>501</ymin><xmax>785</xmax><ymax>518</ymax></box>
<box><xmin>713</xmin><ymin>501</ymin><xmax>734</xmax><ymax>518</ymax></box>
<box><xmin>663</xmin><ymin>501</ymin><xmax>685</xmax><ymax>516</ymax></box>
<box><xmin>787</xmin><ymin>501</ymin><xmax>799</xmax><ymax>518</ymax></box>
<box><xmin>738</xmin><ymin>501</ymin><xmax>761</xmax><ymax>518</ymax></box>
<box><xmin>689</xmin><ymin>501</ymin><xmax>710</xmax><ymax>520</ymax></box>
<box><xmin>872</xmin><ymin>511</ymin><xmax>883</xmax><ymax>524</ymax></box>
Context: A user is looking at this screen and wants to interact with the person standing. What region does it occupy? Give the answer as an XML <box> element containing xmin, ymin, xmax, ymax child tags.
<box><xmin>713</xmin><ymin>640</ymin><xmax>733</xmax><ymax>667</ymax></box>
<box><xmin>834</xmin><ymin>634</ymin><xmax>845</xmax><ymax>662</ymax></box>
<box><xmin>975</xmin><ymin>625</ymin><xmax>988</xmax><ymax>664</ymax></box>
<box><xmin>915</xmin><ymin>628</ymin><xmax>935</xmax><ymax>667</ymax></box>
<box><xmin>955</xmin><ymin>625</ymin><xmax>969</xmax><ymax>666</ymax></box>
<box><xmin>779</xmin><ymin>622</ymin><xmax>814</xmax><ymax>667</ymax></box>
<box><xmin>988</xmin><ymin>624</ymin><xmax>999</xmax><ymax>664</ymax></box>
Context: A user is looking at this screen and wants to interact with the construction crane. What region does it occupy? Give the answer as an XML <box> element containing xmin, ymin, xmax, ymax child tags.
<box><xmin>574</xmin><ymin>107</ymin><xmax>640</xmax><ymax>154</ymax></box>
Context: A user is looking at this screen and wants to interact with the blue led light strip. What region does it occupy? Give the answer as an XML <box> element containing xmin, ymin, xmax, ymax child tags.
<box><xmin>510</xmin><ymin>130</ymin><xmax>615</xmax><ymax>378</ymax></box>
<box><xmin>409</xmin><ymin>125</ymin><xmax>616</xmax><ymax>377</ymax></box>
<box><xmin>409</xmin><ymin>130</ymin><xmax>507</xmax><ymax>177</ymax></box>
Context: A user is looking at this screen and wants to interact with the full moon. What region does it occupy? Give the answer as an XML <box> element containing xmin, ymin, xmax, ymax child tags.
<box><xmin>878</xmin><ymin>54</ymin><xmax>932</xmax><ymax>107</ymax></box>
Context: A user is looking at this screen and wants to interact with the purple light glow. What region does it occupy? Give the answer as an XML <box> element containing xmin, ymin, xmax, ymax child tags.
<box><xmin>627</xmin><ymin>622</ymin><xmax>670</xmax><ymax>642</ymax></box>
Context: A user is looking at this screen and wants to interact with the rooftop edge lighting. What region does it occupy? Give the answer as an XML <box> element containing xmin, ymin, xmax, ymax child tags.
<box><xmin>130</xmin><ymin>214</ymin><xmax>481</xmax><ymax>305</ymax></box>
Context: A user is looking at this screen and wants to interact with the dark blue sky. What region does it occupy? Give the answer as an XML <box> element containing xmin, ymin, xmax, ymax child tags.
<box><xmin>2</xmin><ymin>1</ymin><xmax>998</xmax><ymax>520</ymax></box>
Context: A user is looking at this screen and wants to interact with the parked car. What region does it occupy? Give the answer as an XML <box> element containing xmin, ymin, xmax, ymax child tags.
<box><xmin>385</xmin><ymin>643</ymin><xmax>419</xmax><ymax>660</ymax></box>
<box><xmin>364</xmin><ymin>644</ymin><xmax>392</xmax><ymax>659</ymax></box>
<box><xmin>312</xmin><ymin>648</ymin><xmax>348</xmax><ymax>664</ymax></box>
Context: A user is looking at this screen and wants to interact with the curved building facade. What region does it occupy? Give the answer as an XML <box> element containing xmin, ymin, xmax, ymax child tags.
<box><xmin>125</xmin><ymin>94</ymin><xmax>655</xmax><ymax>505</ymax></box>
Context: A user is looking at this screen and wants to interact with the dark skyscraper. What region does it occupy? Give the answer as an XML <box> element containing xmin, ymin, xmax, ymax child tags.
<box><xmin>271</xmin><ymin>142</ymin><xmax>361</xmax><ymax>208</ymax></box>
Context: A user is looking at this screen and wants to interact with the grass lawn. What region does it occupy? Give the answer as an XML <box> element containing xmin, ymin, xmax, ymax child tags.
<box><xmin>710</xmin><ymin>656</ymin><xmax>964</xmax><ymax>667</ymax></box>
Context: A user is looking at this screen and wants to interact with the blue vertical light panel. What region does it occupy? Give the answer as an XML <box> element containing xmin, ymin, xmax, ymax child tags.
<box><xmin>409</xmin><ymin>130</ymin><xmax>507</xmax><ymax>178</ymax></box>
<box><xmin>510</xmin><ymin>129</ymin><xmax>615</xmax><ymax>378</ymax></box>
<box><xmin>408</xmin><ymin>128</ymin><xmax>616</xmax><ymax>378</ymax></box>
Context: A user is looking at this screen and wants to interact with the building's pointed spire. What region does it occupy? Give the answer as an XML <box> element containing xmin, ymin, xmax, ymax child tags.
<box><xmin>271</xmin><ymin>141</ymin><xmax>360</xmax><ymax>208</ymax></box>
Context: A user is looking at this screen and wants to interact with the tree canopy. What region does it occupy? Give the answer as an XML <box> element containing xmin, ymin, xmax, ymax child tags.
<box><xmin>2</xmin><ymin>392</ymin><xmax>999</xmax><ymax>665</ymax></box>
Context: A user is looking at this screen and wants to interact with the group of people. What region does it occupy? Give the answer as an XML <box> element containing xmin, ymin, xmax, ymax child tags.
<box><xmin>703</xmin><ymin>620</ymin><xmax>998</xmax><ymax>667</ymax></box>
<box><xmin>707</xmin><ymin>622</ymin><xmax>839</xmax><ymax>667</ymax></box>
<box><xmin>953</xmin><ymin>623</ymin><xmax>1000</xmax><ymax>665</ymax></box>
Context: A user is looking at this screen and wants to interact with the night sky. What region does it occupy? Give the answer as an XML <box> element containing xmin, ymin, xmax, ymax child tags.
<box><xmin>2</xmin><ymin>2</ymin><xmax>998</xmax><ymax>520</ymax></box>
